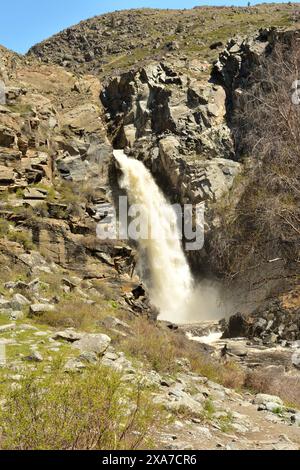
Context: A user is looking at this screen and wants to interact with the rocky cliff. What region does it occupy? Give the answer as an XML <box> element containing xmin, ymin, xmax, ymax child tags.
<box><xmin>101</xmin><ymin>27</ymin><xmax>299</xmax><ymax>326</ymax></box>
<box><xmin>0</xmin><ymin>43</ymin><xmax>151</xmax><ymax>319</ymax></box>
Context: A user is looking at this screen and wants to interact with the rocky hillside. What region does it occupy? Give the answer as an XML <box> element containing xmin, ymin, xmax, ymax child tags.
<box><xmin>0</xmin><ymin>42</ymin><xmax>153</xmax><ymax>347</ymax></box>
<box><xmin>28</xmin><ymin>4</ymin><xmax>297</xmax><ymax>79</ymax></box>
<box><xmin>0</xmin><ymin>4</ymin><xmax>299</xmax><ymax>450</ymax></box>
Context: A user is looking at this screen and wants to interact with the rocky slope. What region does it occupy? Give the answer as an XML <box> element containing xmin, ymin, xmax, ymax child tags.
<box><xmin>0</xmin><ymin>4</ymin><xmax>299</xmax><ymax>450</ymax></box>
<box><xmin>28</xmin><ymin>4</ymin><xmax>296</xmax><ymax>79</ymax></box>
<box><xmin>0</xmin><ymin>43</ymin><xmax>148</xmax><ymax>311</ymax></box>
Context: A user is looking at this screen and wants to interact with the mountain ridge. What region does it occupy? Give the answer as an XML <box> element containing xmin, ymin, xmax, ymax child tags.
<box><xmin>27</xmin><ymin>4</ymin><xmax>299</xmax><ymax>79</ymax></box>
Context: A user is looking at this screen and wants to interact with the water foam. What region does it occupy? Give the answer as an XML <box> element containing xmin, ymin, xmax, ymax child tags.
<box><xmin>114</xmin><ymin>149</ymin><xmax>193</xmax><ymax>323</ymax></box>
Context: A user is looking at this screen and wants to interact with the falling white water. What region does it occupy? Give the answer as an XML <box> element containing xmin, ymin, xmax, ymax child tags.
<box><xmin>113</xmin><ymin>150</ymin><xmax>193</xmax><ymax>323</ymax></box>
<box><xmin>186</xmin><ymin>331</ymin><xmax>222</xmax><ymax>345</ymax></box>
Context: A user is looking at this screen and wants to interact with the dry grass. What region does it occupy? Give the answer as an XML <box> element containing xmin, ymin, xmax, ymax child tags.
<box><xmin>0</xmin><ymin>218</ymin><xmax>34</xmax><ymax>251</ymax></box>
<box><xmin>0</xmin><ymin>254</ymin><xmax>29</xmax><ymax>285</ymax></box>
<box><xmin>120</xmin><ymin>319</ymin><xmax>182</xmax><ymax>373</ymax></box>
<box><xmin>120</xmin><ymin>318</ymin><xmax>245</xmax><ymax>388</ymax></box>
<box><xmin>191</xmin><ymin>355</ymin><xmax>245</xmax><ymax>390</ymax></box>
<box><xmin>245</xmin><ymin>369</ymin><xmax>300</xmax><ymax>409</ymax></box>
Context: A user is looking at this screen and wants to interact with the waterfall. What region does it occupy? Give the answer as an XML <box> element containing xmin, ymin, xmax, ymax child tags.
<box><xmin>113</xmin><ymin>150</ymin><xmax>193</xmax><ymax>323</ymax></box>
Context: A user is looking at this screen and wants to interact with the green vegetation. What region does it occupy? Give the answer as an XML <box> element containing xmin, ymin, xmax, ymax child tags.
<box><xmin>218</xmin><ymin>412</ymin><xmax>234</xmax><ymax>433</ymax></box>
<box><xmin>0</xmin><ymin>217</ymin><xmax>34</xmax><ymax>250</ymax></box>
<box><xmin>7</xmin><ymin>230</ymin><xmax>34</xmax><ymax>251</ymax></box>
<box><xmin>203</xmin><ymin>398</ymin><xmax>216</xmax><ymax>418</ymax></box>
<box><xmin>0</xmin><ymin>363</ymin><xmax>163</xmax><ymax>450</ymax></box>
<box><xmin>0</xmin><ymin>218</ymin><xmax>10</xmax><ymax>237</ymax></box>
<box><xmin>6</xmin><ymin>103</ymin><xmax>33</xmax><ymax>116</ymax></box>
<box><xmin>37</xmin><ymin>297</ymin><xmax>119</xmax><ymax>330</ymax></box>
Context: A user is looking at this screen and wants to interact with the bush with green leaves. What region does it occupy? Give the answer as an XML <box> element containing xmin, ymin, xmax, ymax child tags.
<box><xmin>0</xmin><ymin>363</ymin><xmax>162</xmax><ymax>450</ymax></box>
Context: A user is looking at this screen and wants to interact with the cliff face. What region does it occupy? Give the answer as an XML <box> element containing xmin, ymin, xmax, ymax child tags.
<box><xmin>0</xmin><ymin>44</ymin><xmax>151</xmax><ymax>319</ymax></box>
<box><xmin>99</xmin><ymin>28</ymin><xmax>300</xmax><ymax>321</ymax></box>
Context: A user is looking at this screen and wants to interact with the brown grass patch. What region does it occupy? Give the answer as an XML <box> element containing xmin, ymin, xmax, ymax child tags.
<box><xmin>120</xmin><ymin>318</ymin><xmax>246</xmax><ymax>389</ymax></box>
<box><xmin>245</xmin><ymin>368</ymin><xmax>300</xmax><ymax>409</ymax></box>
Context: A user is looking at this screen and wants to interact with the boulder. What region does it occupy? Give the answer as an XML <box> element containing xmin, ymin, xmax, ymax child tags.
<box><xmin>79</xmin><ymin>351</ymin><xmax>98</xmax><ymax>364</ymax></box>
<box><xmin>4</xmin><ymin>278</ymin><xmax>41</xmax><ymax>292</ymax></box>
<box><xmin>292</xmin><ymin>350</ymin><xmax>300</xmax><ymax>370</ymax></box>
<box><xmin>0</xmin><ymin>147</ymin><xmax>22</xmax><ymax>165</ymax></box>
<box><xmin>12</xmin><ymin>293</ymin><xmax>31</xmax><ymax>308</ymax></box>
<box><xmin>0</xmin><ymin>126</ymin><xmax>16</xmax><ymax>147</ymax></box>
<box><xmin>11</xmin><ymin>311</ymin><xmax>25</xmax><ymax>320</ymax></box>
<box><xmin>64</xmin><ymin>358</ymin><xmax>86</xmax><ymax>372</ymax></box>
<box><xmin>291</xmin><ymin>413</ymin><xmax>300</xmax><ymax>426</ymax></box>
<box><xmin>0</xmin><ymin>165</ymin><xmax>16</xmax><ymax>185</ymax></box>
<box><xmin>254</xmin><ymin>393</ymin><xmax>283</xmax><ymax>407</ymax></box>
<box><xmin>101</xmin><ymin>316</ymin><xmax>131</xmax><ymax>332</ymax></box>
<box><xmin>228</xmin><ymin>343</ymin><xmax>248</xmax><ymax>357</ymax></box>
<box><xmin>264</xmin><ymin>402</ymin><xmax>283</xmax><ymax>413</ymax></box>
<box><xmin>101</xmin><ymin>352</ymin><xmax>133</xmax><ymax>372</ymax></box>
<box><xmin>23</xmin><ymin>187</ymin><xmax>48</xmax><ymax>200</ymax></box>
<box><xmin>24</xmin><ymin>351</ymin><xmax>43</xmax><ymax>363</ymax></box>
<box><xmin>0</xmin><ymin>323</ymin><xmax>16</xmax><ymax>332</ymax></box>
<box><xmin>72</xmin><ymin>333</ymin><xmax>111</xmax><ymax>356</ymax></box>
<box><xmin>53</xmin><ymin>329</ymin><xmax>83</xmax><ymax>342</ymax></box>
<box><xmin>154</xmin><ymin>389</ymin><xmax>203</xmax><ymax>417</ymax></box>
<box><xmin>29</xmin><ymin>303</ymin><xmax>56</xmax><ymax>316</ymax></box>
<box><xmin>222</xmin><ymin>313</ymin><xmax>250</xmax><ymax>339</ymax></box>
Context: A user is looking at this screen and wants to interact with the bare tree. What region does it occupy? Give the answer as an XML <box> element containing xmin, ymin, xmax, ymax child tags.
<box><xmin>211</xmin><ymin>39</ymin><xmax>300</xmax><ymax>277</ymax></box>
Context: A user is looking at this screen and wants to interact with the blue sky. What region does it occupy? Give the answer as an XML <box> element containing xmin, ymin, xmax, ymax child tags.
<box><xmin>0</xmin><ymin>1</ymin><xmax>290</xmax><ymax>54</ymax></box>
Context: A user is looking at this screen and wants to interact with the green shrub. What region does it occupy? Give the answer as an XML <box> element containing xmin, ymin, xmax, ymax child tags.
<box><xmin>15</xmin><ymin>188</ymin><xmax>24</xmax><ymax>199</ymax></box>
<box><xmin>0</xmin><ymin>218</ymin><xmax>10</xmax><ymax>237</ymax></box>
<box><xmin>203</xmin><ymin>398</ymin><xmax>215</xmax><ymax>418</ymax></box>
<box><xmin>7</xmin><ymin>230</ymin><xmax>34</xmax><ymax>251</ymax></box>
<box><xmin>0</xmin><ymin>364</ymin><xmax>162</xmax><ymax>450</ymax></box>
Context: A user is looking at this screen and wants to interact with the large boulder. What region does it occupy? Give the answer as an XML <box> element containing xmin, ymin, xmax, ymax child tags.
<box><xmin>0</xmin><ymin>165</ymin><xmax>16</xmax><ymax>185</ymax></box>
<box><xmin>72</xmin><ymin>333</ymin><xmax>111</xmax><ymax>356</ymax></box>
<box><xmin>53</xmin><ymin>329</ymin><xmax>83</xmax><ymax>342</ymax></box>
<box><xmin>222</xmin><ymin>312</ymin><xmax>251</xmax><ymax>339</ymax></box>
<box><xmin>29</xmin><ymin>304</ymin><xmax>56</xmax><ymax>316</ymax></box>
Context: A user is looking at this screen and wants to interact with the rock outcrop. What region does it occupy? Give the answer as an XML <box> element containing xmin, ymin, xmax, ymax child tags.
<box><xmin>223</xmin><ymin>287</ymin><xmax>300</xmax><ymax>345</ymax></box>
<box><xmin>102</xmin><ymin>61</ymin><xmax>240</xmax><ymax>207</ymax></box>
